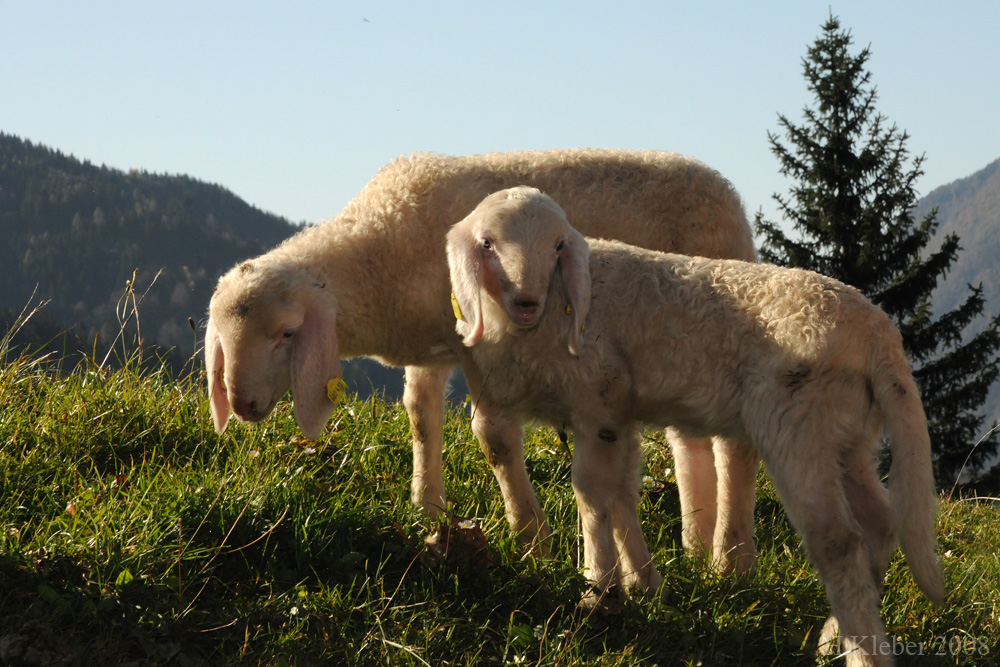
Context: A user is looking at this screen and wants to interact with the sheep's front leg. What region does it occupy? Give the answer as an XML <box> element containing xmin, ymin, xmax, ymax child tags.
<box><xmin>470</xmin><ymin>402</ymin><xmax>551</xmax><ymax>555</ymax></box>
<box><xmin>572</xmin><ymin>428</ymin><xmax>627</xmax><ymax>611</ymax></box>
<box><xmin>403</xmin><ymin>365</ymin><xmax>450</xmax><ymax>517</ymax></box>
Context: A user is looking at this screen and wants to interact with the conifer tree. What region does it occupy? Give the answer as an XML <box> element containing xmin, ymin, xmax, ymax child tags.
<box><xmin>754</xmin><ymin>15</ymin><xmax>1000</xmax><ymax>490</ymax></box>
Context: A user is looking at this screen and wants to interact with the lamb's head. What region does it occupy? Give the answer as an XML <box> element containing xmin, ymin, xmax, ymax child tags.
<box><xmin>204</xmin><ymin>258</ymin><xmax>343</xmax><ymax>440</ymax></box>
<box><xmin>446</xmin><ymin>186</ymin><xmax>591</xmax><ymax>355</ymax></box>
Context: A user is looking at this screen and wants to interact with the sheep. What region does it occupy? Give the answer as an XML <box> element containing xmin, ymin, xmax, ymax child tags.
<box><xmin>446</xmin><ymin>186</ymin><xmax>944</xmax><ymax>667</ymax></box>
<box><xmin>204</xmin><ymin>148</ymin><xmax>758</xmax><ymax>567</ymax></box>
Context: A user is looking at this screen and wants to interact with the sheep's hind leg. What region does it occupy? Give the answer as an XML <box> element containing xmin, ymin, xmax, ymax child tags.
<box><xmin>711</xmin><ymin>437</ymin><xmax>758</xmax><ymax>578</ymax></box>
<box><xmin>667</xmin><ymin>430</ymin><xmax>718</xmax><ymax>558</ymax></box>
<box><xmin>403</xmin><ymin>365</ymin><xmax>450</xmax><ymax>517</ymax></box>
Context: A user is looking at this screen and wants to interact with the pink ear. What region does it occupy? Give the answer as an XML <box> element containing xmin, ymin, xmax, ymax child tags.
<box><xmin>290</xmin><ymin>289</ymin><xmax>343</xmax><ymax>439</ymax></box>
<box><xmin>204</xmin><ymin>317</ymin><xmax>231</xmax><ymax>434</ymax></box>
<box><xmin>446</xmin><ymin>216</ymin><xmax>485</xmax><ymax>347</ymax></box>
<box><xmin>558</xmin><ymin>227</ymin><xmax>591</xmax><ymax>356</ymax></box>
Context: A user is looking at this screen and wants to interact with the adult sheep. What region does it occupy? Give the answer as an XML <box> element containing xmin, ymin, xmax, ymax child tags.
<box><xmin>204</xmin><ymin>149</ymin><xmax>756</xmax><ymax>567</ymax></box>
<box><xmin>446</xmin><ymin>187</ymin><xmax>943</xmax><ymax>667</ymax></box>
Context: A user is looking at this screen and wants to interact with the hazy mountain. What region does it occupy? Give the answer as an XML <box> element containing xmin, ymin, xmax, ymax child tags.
<box><xmin>916</xmin><ymin>159</ymin><xmax>1000</xmax><ymax>315</ymax></box>
<box><xmin>0</xmin><ymin>133</ymin><xmax>420</xmax><ymax>399</ymax></box>
<box><xmin>0</xmin><ymin>133</ymin><xmax>299</xmax><ymax>360</ymax></box>
<box><xmin>915</xmin><ymin>158</ymin><xmax>1000</xmax><ymax>431</ymax></box>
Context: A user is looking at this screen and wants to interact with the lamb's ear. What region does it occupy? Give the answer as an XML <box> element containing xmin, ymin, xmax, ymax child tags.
<box><xmin>558</xmin><ymin>227</ymin><xmax>592</xmax><ymax>356</ymax></box>
<box><xmin>290</xmin><ymin>290</ymin><xmax>343</xmax><ymax>439</ymax></box>
<box><xmin>446</xmin><ymin>218</ymin><xmax>485</xmax><ymax>347</ymax></box>
<box><xmin>204</xmin><ymin>316</ymin><xmax>231</xmax><ymax>434</ymax></box>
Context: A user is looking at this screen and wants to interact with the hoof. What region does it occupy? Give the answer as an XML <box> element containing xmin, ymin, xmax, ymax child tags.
<box><xmin>712</xmin><ymin>542</ymin><xmax>757</xmax><ymax>580</ymax></box>
<box><xmin>419</xmin><ymin>516</ymin><xmax>494</xmax><ymax>569</ymax></box>
<box><xmin>578</xmin><ymin>584</ymin><xmax>625</xmax><ymax>616</ymax></box>
<box><xmin>816</xmin><ymin>615</ymin><xmax>840</xmax><ymax>657</ymax></box>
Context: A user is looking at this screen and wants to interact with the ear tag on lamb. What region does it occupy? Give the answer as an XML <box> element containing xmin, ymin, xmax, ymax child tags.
<box><xmin>326</xmin><ymin>378</ymin><xmax>348</xmax><ymax>406</ymax></box>
<box><xmin>451</xmin><ymin>292</ymin><xmax>465</xmax><ymax>321</ymax></box>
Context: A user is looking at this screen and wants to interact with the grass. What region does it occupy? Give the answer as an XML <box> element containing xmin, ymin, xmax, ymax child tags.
<box><xmin>0</xmin><ymin>347</ymin><xmax>998</xmax><ymax>666</ymax></box>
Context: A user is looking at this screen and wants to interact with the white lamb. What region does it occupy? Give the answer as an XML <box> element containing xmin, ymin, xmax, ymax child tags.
<box><xmin>446</xmin><ymin>186</ymin><xmax>944</xmax><ymax>667</ymax></box>
<box><xmin>204</xmin><ymin>149</ymin><xmax>758</xmax><ymax>568</ymax></box>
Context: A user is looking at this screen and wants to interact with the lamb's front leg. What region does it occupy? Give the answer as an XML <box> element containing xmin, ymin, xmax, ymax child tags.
<box><xmin>572</xmin><ymin>428</ymin><xmax>628</xmax><ymax>611</ymax></box>
<box><xmin>613</xmin><ymin>429</ymin><xmax>664</xmax><ymax>596</ymax></box>
<box><xmin>470</xmin><ymin>401</ymin><xmax>551</xmax><ymax>555</ymax></box>
<box><xmin>403</xmin><ymin>365</ymin><xmax>451</xmax><ymax>516</ymax></box>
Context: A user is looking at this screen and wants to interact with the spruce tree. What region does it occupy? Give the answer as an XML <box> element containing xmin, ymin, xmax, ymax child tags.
<box><xmin>754</xmin><ymin>15</ymin><xmax>1000</xmax><ymax>491</ymax></box>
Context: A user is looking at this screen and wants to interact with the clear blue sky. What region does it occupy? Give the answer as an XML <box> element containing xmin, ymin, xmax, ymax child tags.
<box><xmin>2</xmin><ymin>1</ymin><xmax>997</xmax><ymax>227</ymax></box>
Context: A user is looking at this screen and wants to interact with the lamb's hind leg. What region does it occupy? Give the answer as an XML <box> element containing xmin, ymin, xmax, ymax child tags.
<box><xmin>845</xmin><ymin>455</ymin><xmax>895</xmax><ymax>594</ymax></box>
<box><xmin>819</xmin><ymin>451</ymin><xmax>897</xmax><ymax>657</ymax></box>
<box><xmin>766</xmin><ymin>449</ymin><xmax>891</xmax><ymax>667</ymax></box>
<box><xmin>404</xmin><ymin>365</ymin><xmax>451</xmax><ymax>516</ymax></box>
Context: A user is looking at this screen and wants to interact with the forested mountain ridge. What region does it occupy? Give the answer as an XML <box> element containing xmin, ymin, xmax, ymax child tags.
<box><xmin>916</xmin><ymin>158</ymin><xmax>1000</xmax><ymax>430</ymax></box>
<box><xmin>0</xmin><ymin>133</ymin><xmax>299</xmax><ymax>363</ymax></box>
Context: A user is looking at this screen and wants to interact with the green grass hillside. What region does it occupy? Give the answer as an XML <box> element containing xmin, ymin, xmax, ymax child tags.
<box><xmin>1</xmin><ymin>341</ymin><xmax>997</xmax><ymax>665</ymax></box>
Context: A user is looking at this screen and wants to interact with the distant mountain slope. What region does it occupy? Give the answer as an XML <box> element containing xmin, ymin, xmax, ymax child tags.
<box><xmin>0</xmin><ymin>133</ymin><xmax>413</xmax><ymax>399</ymax></box>
<box><xmin>916</xmin><ymin>158</ymin><xmax>1000</xmax><ymax>429</ymax></box>
<box><xmin>916</xmin><ymin>158</ymin><xmax>1000</xmax><ymax>317</ymax></box>
<box><xmin>0</xmin><ymin>133</ymin><xmax>299</xmax><ymax>362</ymax></box>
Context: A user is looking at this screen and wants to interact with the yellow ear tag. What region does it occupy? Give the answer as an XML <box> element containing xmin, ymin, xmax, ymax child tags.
<box><xmin>326</xmin><ymin>378</ymin><xmax>348</xmax><ymax>406</ymax></box>
<box><xmin>451</xmin><ymin>292</ymin><xmax>465</xmax><ymax>321</ymax></box>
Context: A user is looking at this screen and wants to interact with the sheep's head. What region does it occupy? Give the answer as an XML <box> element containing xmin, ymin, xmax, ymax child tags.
<box><xmin>204</xmin><ymin>259</ymin><xmax>343</xmax><ymax>439</ymax></box>
<box><xmin>446</xmin><ymin>186</ymin><xmax>591</xmax><ymax>355</ymax></box>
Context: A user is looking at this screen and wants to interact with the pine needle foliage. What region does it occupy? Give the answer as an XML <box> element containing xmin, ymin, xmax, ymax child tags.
<box><xmin>754</xmin><ymin>15</ymin><xmax>1000</xmax><ymax>490</ymax></box>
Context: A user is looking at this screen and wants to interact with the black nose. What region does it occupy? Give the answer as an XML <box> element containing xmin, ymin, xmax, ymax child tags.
<box><xmin>233</xmin><ymin>397</ymin><xmax>263</xmax><ymax>421</ymax></box>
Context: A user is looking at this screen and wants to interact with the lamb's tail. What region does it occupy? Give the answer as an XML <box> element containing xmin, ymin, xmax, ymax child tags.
<box><xmin>872</xmin><ymin>330</ymin><xmax>945</xmax><ymax>606</ymax></box>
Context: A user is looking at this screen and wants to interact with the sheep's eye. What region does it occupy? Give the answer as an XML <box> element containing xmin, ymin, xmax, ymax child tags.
<box><xmin>556</xmin><ymin>241</ymin><xmax>565</xmax><ymax>252</ymax></box>
<box><xmin>480</xmin><ymin>238</ymin><xmax>493</xmax><ymax>251</ymax></box>
<box><xmin>281</xmin><ymin>330</ymin><xmax>296</xmax><ymax>341</ymax></box>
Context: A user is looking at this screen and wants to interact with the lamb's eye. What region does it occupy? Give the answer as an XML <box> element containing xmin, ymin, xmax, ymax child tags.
<box><xmin>556</xmin><ymin>241</ymin><xmax>565</xmax><ymax>252</ymax></box>
<box><xmin>481</xmin><ymin>238</ymin><xmax>493</xmax><ymax>251</ymax></box>
<box><xmin>281</xmin><ymin>330</ymin><xmax>296</xmax><ymax>340</ymax></box>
